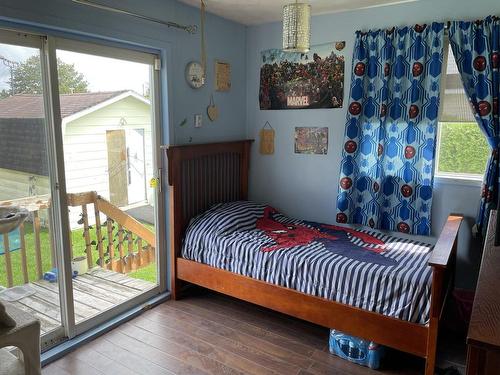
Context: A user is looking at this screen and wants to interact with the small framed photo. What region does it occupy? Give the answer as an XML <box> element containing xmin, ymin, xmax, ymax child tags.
<box><xmin>215</xmin><ymin>60</ymin><xmax>231</xmax><ymax>91</ymax></box>
<box><xmin>294</xmin><ymin>127</ymin><xmax>328</xmax><ymax>155</ymax></box>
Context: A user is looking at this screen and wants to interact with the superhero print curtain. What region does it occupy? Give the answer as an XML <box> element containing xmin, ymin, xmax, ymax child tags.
<box><xmin>336</xmin><ymin>23</ymin><xmax>445</xmax><ymax>236</ymax></box>
<box><xmin>449</xmin><ymin>16</ymin><xmax>500</xmax><ymax>236</ymax></box>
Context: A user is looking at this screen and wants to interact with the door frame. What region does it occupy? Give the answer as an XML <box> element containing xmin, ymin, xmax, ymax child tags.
<box><xmin>0</xmin><ymin>28</ymin><xmax>166</xmax><ymax>350</ymax></box>
<box><xmin>52</xmin><ymin>36</ymin><xmax>166</xmax><ymax>339</ymax></box>
<box><xmin>126</xmin><ymin>128</ymin><xmax>148</xmax><ymax>205</ymax></box>
<box><xmin>0</xmin><ymin>28</ymin><xmax>75</xmax><ymax>350</ymax></box>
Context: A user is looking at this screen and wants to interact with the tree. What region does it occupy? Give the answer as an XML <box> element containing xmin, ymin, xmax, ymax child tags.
<box><xmin>10</xmin><ymin>55</ymin><xmax>89</xmax><ymax>95</ymax></box>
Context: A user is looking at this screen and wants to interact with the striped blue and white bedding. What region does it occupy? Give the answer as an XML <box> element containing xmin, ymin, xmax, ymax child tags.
<box><xmin>182</xmin><ymin>201</ymin><xmax>434</xmax><ymax>324</ymax></box>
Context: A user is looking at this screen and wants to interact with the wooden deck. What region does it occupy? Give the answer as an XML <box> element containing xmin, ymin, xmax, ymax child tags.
<box><xmin>1</xmin><ymin>268</ymin><xmax>155</xmax><ymax>334</ymax></box>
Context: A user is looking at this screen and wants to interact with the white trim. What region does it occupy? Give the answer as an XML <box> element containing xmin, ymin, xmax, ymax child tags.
<box><xmin>0</xmin><ymin>28</ymin><xmax>44</xmax><ymax>48</ymax></box>
<box><xmin>62</xmin><ymin>90</ymin><xmax>150</xmax><ymax>125</ymax></box>
<box><xmin>55</xmin><ymin>37</ymin><xmax>155</xmax><ymax>65</ymax></box>
<box><xmin>434</xmin><ymin>173</ymin><xmax>483</xmax><ymax>187</ymax></box>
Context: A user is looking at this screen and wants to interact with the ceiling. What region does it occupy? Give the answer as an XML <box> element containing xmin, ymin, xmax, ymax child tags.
<box><xmin>178</xmin><ymin>0</ymin><xmax>419</xmax><ymax>25</ymax></box>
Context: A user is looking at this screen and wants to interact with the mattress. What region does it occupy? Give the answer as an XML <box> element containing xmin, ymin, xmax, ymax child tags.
<box><xmin>182</xmin><ymin>201</ymin><xmax>434</xmax><ymax>324</ymax></box>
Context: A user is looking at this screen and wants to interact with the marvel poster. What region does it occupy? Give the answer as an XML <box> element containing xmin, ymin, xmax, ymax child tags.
<box><xmin>259</xmin><ymin>42</ymin><xmax>345</xmax><ymax>110</ymax></box>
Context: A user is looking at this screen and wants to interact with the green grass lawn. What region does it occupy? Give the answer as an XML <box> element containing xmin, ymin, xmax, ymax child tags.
<box><xmin>0</xmin><ymin>220</ymin><xmax>157</xmax><ymax>288</ymax></box>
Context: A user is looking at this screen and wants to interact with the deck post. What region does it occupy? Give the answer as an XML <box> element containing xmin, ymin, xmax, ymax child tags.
<box><xmin>81</xmin><ymin>204</ymin><xmax>93</xmax><ymax>269</ymax></box>
<box><xmin>19</xmin><ymin>223</ymin><xmax>29</xmax><ymax>284</ymax></box>
<box><xmin>3</xmin><ymin>233</ymin><xmax>13</xmax><ymax>287</ymax></box>
<box><xmin>33</xmin><ymin>210</ymin><xmax>43</xmax><ymax>280</ymax></box>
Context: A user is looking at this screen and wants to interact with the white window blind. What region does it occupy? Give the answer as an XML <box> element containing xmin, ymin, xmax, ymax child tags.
<box><xmin>440</xmin><ymin>45</ymin><xmax>477</xmax><ymax>123</ymax></box>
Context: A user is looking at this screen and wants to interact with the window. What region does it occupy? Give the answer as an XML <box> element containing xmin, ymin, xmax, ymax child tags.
<box><xmin>435</xmin><ymin>45</ymin><xmax>490</xmax><ymax>180</ymax></box>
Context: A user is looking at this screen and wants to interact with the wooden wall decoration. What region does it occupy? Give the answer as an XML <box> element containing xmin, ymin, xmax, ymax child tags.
<box><xmin>215</xmin><ymin>60</ymin><xmax>231</xmax><ymax>91</ymax></box>
<box><xmin>259</xmin><ymin>121</ymin><xmax>275</xmax><ymax>155</ymax></box>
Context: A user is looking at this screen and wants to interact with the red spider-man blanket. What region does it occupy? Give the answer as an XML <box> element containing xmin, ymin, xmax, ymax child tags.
<box><xmin>256</xmin><ymin>206</ymin><xmax>396</xmax><ymax>266</ymax></box>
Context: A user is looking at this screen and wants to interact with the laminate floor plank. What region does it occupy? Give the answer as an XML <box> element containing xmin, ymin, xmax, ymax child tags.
<box><xmin>67</xmin><ymin>344</ymin><xmax>139</xmax><ymax>375</ymax></box>
<box><xmin>147</xmin><ymin>307</ymin><xmax>302</xmax><ymax>374</ymax></box>
<box><xmin>85</xmin><ymin>336</ymin><xmax>176</xmax><ymax>375</ymax></box>
<box><xmin>104</xmin><ymin>329</ymin><xmax>212</xmax><ymax>375</ymax></box>
<box><xmin>172</xmin><ymin>298</ymin><xmax>318</xmax><ymax>356</ymax></box>
<box><xmin>177</xmin><ymin>296</ymin><xmax>324</xmax><ymax>355</ymax></box>
<box><xmin>42</xmin><ymin>363</ymin><xmax>73</xmax><ymax>375</ymax></box>
<box><xmin>46</xmin><ymin>355</ymin><xmax>105</xmax><ymax>375</ymax></box>
<box><xmin>117</xmin><ymin>322</ymin><xmax>246</xmax><ymax>375</ymax></box>
<box><xmin>205</xmin><ymin>291</ymin><xmax>328</xmax><ymax>346</ymax></box>
<box><xmin>130</xmin><ymin>313</ymin><xmax>279</xmax><ymax>375</ymax></box>
<box><xmin>155</xmin><ymin>304</ymin><xmax>308</xmax><ymax>373</ymax></box>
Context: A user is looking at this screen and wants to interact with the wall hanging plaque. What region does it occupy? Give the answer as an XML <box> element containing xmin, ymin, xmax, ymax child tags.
<box><xmin>215</xmin><ymin>60</ymin><xmax>231</xmax><ymax>91</ymax></box>
<box><xmin>259</xmin><ymin>121</ymin><xmax>275</xmax><ymax>155</ymax></box>
<box><xmin>259</xmin><ymin>41</ymin><xmax>345</xmax><ymax>110</ymax></box>
<box><xmin>294</xmin><ymin>127</ymin><xmax>328</xmax><ymax>154</ymax></box>
<box><xmin>207</xmin><ymin>94</ymin><xmax>219</xmax><ymax>121</ymax></box>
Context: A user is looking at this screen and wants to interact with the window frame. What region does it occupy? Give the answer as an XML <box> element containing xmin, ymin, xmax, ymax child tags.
<box><xmin>434</xmin><ymin>39</ymin><xmax>486</xmax><ymax>186</ymax></box>
<box><xmin>434</xmin><ymin>121</ymin><xmax>484</xmax><ymax>186</ymax></box>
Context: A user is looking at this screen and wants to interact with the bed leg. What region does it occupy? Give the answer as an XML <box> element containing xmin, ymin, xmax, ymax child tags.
<box><xmin>425</xmin><ymin>265</ymin><xmax>445</xmax><ymax>375</ymax></box>
<box><xmin>425</xmin><ymin>320</ymin><xmax>438</xmax><ymax>375</ymax></box>
<box><xmin>170</xmin><ymin>278</ymin><xmax>182</xmax><ymax>300</ymax></box>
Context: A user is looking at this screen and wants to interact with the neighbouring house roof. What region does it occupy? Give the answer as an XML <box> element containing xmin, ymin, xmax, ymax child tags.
<box><xmin>0</xmin><ymin>117</ymin><xmax>48</xmax><ymax>176</ymax></box>
<box><xmin>0</xmin><ymin>91</ymin><xmax>128</xmax><ymax>119</ymax></box>
<box><xmin>0</xmin><ymin>90</ymin><xmax>148</xmax><ymax>177</ymax></box>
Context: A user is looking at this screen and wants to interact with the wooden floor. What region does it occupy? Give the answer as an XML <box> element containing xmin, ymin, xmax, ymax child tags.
<box><xmin>3</xmin><ymin>268</ymin><xmax>155</xmax><ymax>334</ymax></box>
<box><xmin>42</xmin><ymin>289</ymin><xmax>466</xmax><ymax>375</ymax></box>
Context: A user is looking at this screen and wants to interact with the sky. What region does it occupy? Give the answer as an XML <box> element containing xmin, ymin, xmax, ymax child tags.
<box><xmin>0</xmin><ymin>43</ymin><xmax>150</xmax><ymax>95</ymax></box>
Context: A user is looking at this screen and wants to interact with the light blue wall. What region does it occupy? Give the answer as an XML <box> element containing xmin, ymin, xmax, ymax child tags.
<box><xmin>246</xmin><ymin>0</ymin><xmax>500</xmax><ymax>289</ymax></box>
<box><xmin>0</xmin><ymin>0</ymin><xmax>247</xmax><ymax>146</ymax></box>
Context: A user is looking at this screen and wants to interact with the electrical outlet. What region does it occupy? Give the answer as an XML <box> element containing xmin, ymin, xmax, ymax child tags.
<box><xmin>194</xmin><ymin>114</ymin><xmax>203</xmax><ymax>128</ymax></box>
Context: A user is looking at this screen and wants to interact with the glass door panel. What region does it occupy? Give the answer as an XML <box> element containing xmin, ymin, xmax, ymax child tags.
<box><xmin>0</xmin><ymin>36</ymin><xmax>63</xmax><ymax>341</ymax></box>
<box><xmin>54</xmin><ymin>46</ymin><xmax>160</xmax><ymax>327</ymax></box>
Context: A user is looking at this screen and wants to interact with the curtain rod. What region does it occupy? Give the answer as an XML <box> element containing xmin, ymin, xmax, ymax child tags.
<box><xmin>72</xmin><ymin>0</ymin><xmax>197</xmax><ymax>34</ymax></box>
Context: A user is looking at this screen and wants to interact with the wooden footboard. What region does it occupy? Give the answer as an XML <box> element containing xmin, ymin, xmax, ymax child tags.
<box><xmin>165</xmin><ymin>140</ymin><xmax>463</xmax><ymax>375</ymax></box>
<box><xmin>426</xmin><ymin>214</ymin><xmax>463</xmax><ymax>374</ymax></box>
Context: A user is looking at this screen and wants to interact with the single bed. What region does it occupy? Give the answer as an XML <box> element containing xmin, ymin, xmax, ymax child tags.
<box><xmin>165</xmin><ymin>140</ymin><xmax>462</xmax><ymax>375</ymax></box>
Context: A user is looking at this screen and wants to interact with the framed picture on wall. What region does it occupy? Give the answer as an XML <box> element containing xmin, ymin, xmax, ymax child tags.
<box><xmin>215</xmin><ymin>60</ymin><xmax>231</xmax><ymax>91</ymax></box>
<box><xmin>259</xmin><ymin>41</ymin><xmax>345</xmax><ymax>110</ymax></box>
<box><xmin>294</xmin><ymin>127</ymin><xmax>328</xmax><ymax>155</ymax></box>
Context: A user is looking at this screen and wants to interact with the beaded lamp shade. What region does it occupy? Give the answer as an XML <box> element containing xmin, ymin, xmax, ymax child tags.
<box><xmin>282</xmin><ymin>2</ymin><xmax>311</xmax><ymax>53</ymax></box>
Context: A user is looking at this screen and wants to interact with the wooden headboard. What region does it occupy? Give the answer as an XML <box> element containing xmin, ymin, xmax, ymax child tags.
<box><xmin>165</xmin><ymin>140</ymin><xmax>253</xmax><ymax>296</ymax></box>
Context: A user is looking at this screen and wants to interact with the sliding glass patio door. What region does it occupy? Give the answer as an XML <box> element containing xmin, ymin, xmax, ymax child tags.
<box><xmin>53</xmin><ymin>38</ymin><xmax>164</xmax><ymax>335</ymax></box>
<box><xmin>0</xmin><ymin>28</ymin><xmax>165</xmax><ymax>349</ymax></box>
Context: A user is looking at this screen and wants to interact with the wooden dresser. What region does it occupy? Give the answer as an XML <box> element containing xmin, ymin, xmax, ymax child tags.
<box><xmin>466</xmin><ymin>210</ymin><xmax>500</xmax><ymax>375</ymax></box>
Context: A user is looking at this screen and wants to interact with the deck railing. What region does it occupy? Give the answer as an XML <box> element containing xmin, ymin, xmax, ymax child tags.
<box><xmin>0</xmin><ymin>192</ymin><xmax>155</xmax><ymax>287</ymax></box>
<box><xmin>0</xmin><ymin>194</ymin><xmax>53</xmax><ymax>287</ymax></box>
<box><xmin>67</xmin><ymin>191</ymin><xmax>156</xmax><ymax>274</ymax></box>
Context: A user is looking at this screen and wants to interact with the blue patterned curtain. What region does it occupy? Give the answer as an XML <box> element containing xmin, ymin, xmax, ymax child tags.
<box><xmin>449</xmin><ymin>16</ymin><xmax>500</xmax><ymax>235</ymax></box>
<box><xmin>336</xmin><ymin>24</ymin><xmax>445</xmax><ymax>235</ymax></box>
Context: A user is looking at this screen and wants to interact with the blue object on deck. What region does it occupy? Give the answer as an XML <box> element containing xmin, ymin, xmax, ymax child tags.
<box><xmin>43</xmin><ymin>268</ymin><xmax>78</xmax><ymax>283</ymax></box>
<box><xmin>329</xmin><ymin>329</ymin><xmax>384</xmax><ymax>370</ymax></box>
<box><xmin>0</xmin><ymin>227</ymin><xmax>21</xmax><ymax>255</ymax></box>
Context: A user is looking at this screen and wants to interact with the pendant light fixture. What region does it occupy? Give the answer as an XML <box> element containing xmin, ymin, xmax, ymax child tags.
<box><xmin>282</xmin><ymin>1</ymin><xmax>311</xmax><ymax>53</ymax></box>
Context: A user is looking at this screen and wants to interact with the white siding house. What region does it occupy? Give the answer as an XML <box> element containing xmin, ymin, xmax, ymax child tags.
<box><xmin>0</xmin><ymin>91</ymin><xmax>153</xmax><ymax>227</ymax></box>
